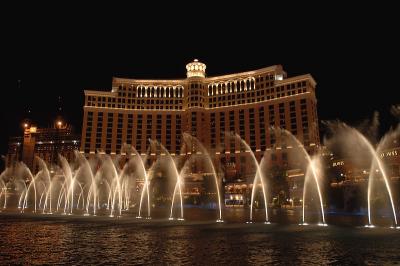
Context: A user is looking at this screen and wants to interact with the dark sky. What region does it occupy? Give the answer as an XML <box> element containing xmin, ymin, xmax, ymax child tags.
<box><xmin>1</xmin><ymin>3</ymin><xmax>399</xmax><ymax>162</ymax></box>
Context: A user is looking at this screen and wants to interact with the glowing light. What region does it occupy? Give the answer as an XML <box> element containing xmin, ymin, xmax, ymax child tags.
<box><xmin>186</xmin><ymin>59</ymin><xmax>206</xmax><ymax>78</ymax></box>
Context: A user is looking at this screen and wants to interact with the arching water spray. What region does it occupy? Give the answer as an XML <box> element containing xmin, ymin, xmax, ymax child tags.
<box><xmin>183</xmin><ymin>133</ymin><xmax>223</xmax><ymax>222</ymax></box>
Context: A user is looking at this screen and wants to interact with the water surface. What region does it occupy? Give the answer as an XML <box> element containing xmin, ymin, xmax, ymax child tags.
<box><xmin>0</xmin><ymin>213</ymin><xmax>399</xmax><ymax>265</ymax></box>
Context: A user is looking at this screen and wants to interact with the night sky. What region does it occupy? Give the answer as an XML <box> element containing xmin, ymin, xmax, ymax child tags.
<box><xmin>1</xmin><ymin>3</ymin><xmax>399</xmax><ymax>167</ymax></box>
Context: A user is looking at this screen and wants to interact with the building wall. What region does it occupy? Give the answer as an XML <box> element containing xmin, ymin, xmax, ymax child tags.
<box><xmin>80</xmin><ymin>61</ymin><xmax>320</xmax><ymax>179</ymax></box>
<box><xmin>6</xmin><ymin>125</ymin><xmax>80</xmax><ymax>173</ymax></box>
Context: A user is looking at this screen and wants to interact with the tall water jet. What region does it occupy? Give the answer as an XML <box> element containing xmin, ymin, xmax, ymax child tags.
<box><xmin>34</xmin><ymin>157</ymin><xmax>53</xmax><ymax>214</ymax></box>
<box><xmin>106</xmin><ymin>155</ymin><xmax>123</xmax><ymax>217</ymax></box>
<box><xmin>116</xmin><ymin>148</ymin><xmax>138</xmax><ymax>212</ymax></box>
<box><xmin>133</xmin><ymin>143</ymin><xmax>152</xmax><ymax>219</ymax></box>
<box><xmin>301</xmin><ymin>158</ymin><xmax>326</xmax><ymax>226</ymax></box>
<box><xmin>274</xmin><ymin>128</ymin><xmax>326</xmax><ymax>225</ymax></box>
<box><xmin>108</xmin><ymin>151</ymin><xmax>137</xmax><ymax>217</ymax></box>
<box><xmin>85</xmin><ymin>154</ymin><xmax>99</xmax><ymax>216</ymax></box>
<box><xmin>21</xmin><ymin>162</ymin><xmax>38</xmax><ymax>213</ymax></box>
<box><xmin>169</xmin><ymin>164</ymin><xmax>185</xmax><ymax>221</ymax></box>
<box><xmin>349</xmin><ymin>126</ymin><xmax>398</xmax><ymax>227</ymax></box>
<box><xmin>231</xmin><ymin>134</ymin><xmax>269</xmax><ymax>224</ymax></box>
<box><xmin>324</xmin><ymin>121</ymin><xmax>398</xmax><ymax>228</ymax></box>
<box><xmin>0</xmin><ymin>167</ymin><xmax>13</xmax><ymax>209</ymax></box>
<box><xmin>150</xmin><ymin>140</ymin><xmax>184</xmax><ymax>221</ymax></box>
<box><xmin>59</xmin><ymin>155</ymin><xmax>74</xmax><ymax>214</ymax></box>
<box><xmin>183</xmin><ymin>133</ymin><xmax>223</xmax><ymax>222</ymax></box>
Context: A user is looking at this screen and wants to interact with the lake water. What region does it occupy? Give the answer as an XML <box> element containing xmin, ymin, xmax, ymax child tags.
<box><xmin>0</xmin><ymin>210</ymin><xmax>399</xmax><ymax>265</ymax></box>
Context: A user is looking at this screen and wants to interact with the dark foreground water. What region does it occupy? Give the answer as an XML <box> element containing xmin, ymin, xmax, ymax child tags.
<box><xmin>0</xmin><ymin>212</ymin><xmax>399</xmax><ymax>265</ymax></box>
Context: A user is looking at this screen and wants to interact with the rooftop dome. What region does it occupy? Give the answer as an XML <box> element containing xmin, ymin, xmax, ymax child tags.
<box><xmin>186</xmin><ymin>59</ymin><xmax>206</xmax><ymax>78</ymax></box>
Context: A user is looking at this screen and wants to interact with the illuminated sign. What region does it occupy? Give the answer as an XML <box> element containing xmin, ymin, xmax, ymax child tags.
<box><xmin>332</xmin><ymin>161</ymin><xmax>344</xmax><ymax>167</ymax></box>
<box><xmin>380</xmin><ymin>149</ymin><xmax>398</xmax><ymax>158</ymax></box>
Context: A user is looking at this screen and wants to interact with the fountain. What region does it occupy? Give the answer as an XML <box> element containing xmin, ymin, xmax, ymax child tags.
<box><xmin>322</xmin><ymin>119</ymin><xmax>400</xmax><ymax>228</ymax></box>
<box><xmin>272</xmin><ymin>128</ymin><xmax>326</xmax><ymax>226</ymax></box>
<box><xmin>360</xmin><ymin>132</ymin><xmax>397</xmax><ymax>228</ymax></box>
<box><xmin>327</xmin><ymin>123</ymin><xmax>398</xmax><ymax>228</ymax></box>
<box><xmin>149</xmin><ymin>140</ymin><xmax>185</xmax><ymax>221</ymax></box>
<box><xmin>134</xmin><ymin>143</ymin><xmax>153</xmax><ymax>219</ymax></box>
<box><xmin>182</xmin><ymin>133</ymin><xmax>223</xmax><ymax>222</ymax></box>
<box><xmin>228</xmin><ymin>133</ymin><xmax>269</xmax><ymax>224</ymax></box>
<box><xmin>0</xmin><ymin>114</ymin><xmax>399</xmax><ymax>230</ymax></box>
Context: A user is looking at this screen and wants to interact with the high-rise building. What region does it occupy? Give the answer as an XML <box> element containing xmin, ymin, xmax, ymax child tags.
<box><xmin>81</xmin><ymin>60</ymin><xmax>320</xmax><ymax>183</ymax></box>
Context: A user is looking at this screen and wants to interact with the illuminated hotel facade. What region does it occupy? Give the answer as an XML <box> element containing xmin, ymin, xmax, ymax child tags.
<box><xmin>81</xmin><ymin>60</ymin><xmax>320</xmax><ymax>184</ymax></box>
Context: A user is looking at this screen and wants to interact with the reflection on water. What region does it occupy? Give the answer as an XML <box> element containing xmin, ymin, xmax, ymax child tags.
<box><xmin>0</xmin><ymin>214</ymin><xmax>399</xmax><ymax>265</ymax></box>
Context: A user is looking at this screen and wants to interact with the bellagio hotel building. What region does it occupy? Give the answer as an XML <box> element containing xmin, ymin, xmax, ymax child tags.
<box><xmin>81</xmin><ymin>60</ymin><xmax>320</xmax><ymax>179</ymax></box>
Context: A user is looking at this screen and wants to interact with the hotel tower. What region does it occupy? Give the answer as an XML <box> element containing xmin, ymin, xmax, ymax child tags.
<box><xmin>81</xmin><ymin>60</ymin><xmax>319</xmax><ymax>183</ymax></box>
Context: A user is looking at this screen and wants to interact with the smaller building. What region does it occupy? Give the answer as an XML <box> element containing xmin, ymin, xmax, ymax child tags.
<box><xmin>6</xmin><ymin>120</ymin><xmax>80</xmax><ymax>173</ymax></box>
